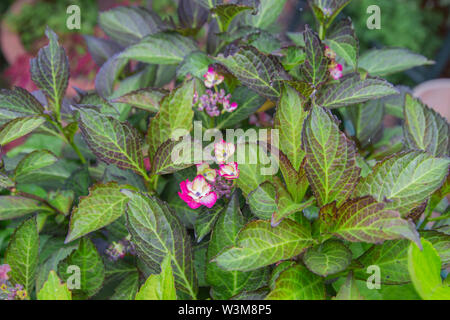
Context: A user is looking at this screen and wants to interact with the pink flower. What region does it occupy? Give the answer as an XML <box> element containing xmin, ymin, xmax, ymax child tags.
<box><xmin>324</xmin><ymin>45</ymin><xmax>336</xmax><ymax>60</ymax></box>
<box><xmin>203</xmin><ymin>67</ymin><xmax>224</xmax><ymax>88</ymax></box>
<box><xmin>329</xmin><ymin>62</ymin><xmax>343</xmax><ymax>80</ymax></box>
<box><xmin>222</xmin><ymin>100</ymin><xmax>238</xmax><ymax>112</ymax></box>
<box><xmin>178</xmin><ymin>175</ymin><xmax>217</xmax><ymax>209</ymax></box>
<box><xmin>0</xmin><ymin>264</ymin><xmax>11</xmax><ymax>281</ymax></box>
<box><xmin>214</xmin><ymin>140</ymin><xmax>236</xmax><ymax>164</ymax></box>
<box><xmin>196</xmin><ymin>162</ymin><xmax>217</xmax><ymax>183</ymax></box>
<box><xmin>219</xmin><ymin>162</ymin><xmax>240</xmax><ymax>180</ymax></box>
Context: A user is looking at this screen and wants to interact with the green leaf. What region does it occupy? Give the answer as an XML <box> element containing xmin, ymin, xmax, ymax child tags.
<box><xmin>266</xmin><ymin>264</ymin><xmax>325</xmax><ymax>300</ymax></box>
<box><xmin>194</xmin><ymin>205</ymin><xmax>223</xmax><ymax>243</ymax></box>
<box><xmin>308</xmin><ymin>0</ymin><xmax>351</xmax><ymax>27</ymax></box>
<box><xmin>325</xmin><ymin>17</ymin><xmax>358</xmax><ymax>70</ymax></box>
<box><xmin>0</xmin><ymin>87</ymin><xmax>44</xmax><ymax>125</ymax></box>
<box><xmin>216</xmin><ymin>87</ymin><xmax>265</xmax><ymax>129</ymax></box>
<box><xmin>5</xmin><ymin>217</ymin><xmax>39</xmax><ymax>294</ymax></box>
<box><xmin>58</xmin><ymin>238</ymin><xmax>105</xmax><ymax>298</ymax></box>
<box><xmin>274</xmin><ymin>85</ymin><xmax>307</xmax><ymax>171</ymax></box>
<box><xmin>0</xmin><ymin>196</ymin><xmax>52</xmax><ymax>220</ymax></box>
<box><xmin>206</xmin><ymin>193</ymin><xmax>269</xmax><ymax>299</ymax></box>
<box><xmin>316</xmin><ymin>74</ymin><xmax>398</xmax><ymax>109</ymax></box>
<box><xmin>278</xmin><ymin>152</ymin><xmax>308</xmax><ymax>203</ymax></box>
<box><xmin>0</xmin><ymin>116</ymin><xmax>46</xmax><ymax>146</ymax></box>
<box><xmin>0</xmin><ymin>172</ymin><xmax>14</xmax><ymax>189</ymax></box>
<box><xmin>124</xmin><ymin>190</ymin><xmax>197</xmax><ymax>299</ymax></box>
<box><xmin>302</xmin><ymin>106</ymin><xmax>360</xmax><ymax>207</ymax></box>
<box><xmin>299</xmin><ymin>25</ymin><xmax>329</xmax><ymax>87</ymax></box>
<box><xmin>65</xmin><ymin>182</ymin><xmax>129</xmax><ymax>243</ymax></box>
<box><xmin>333</xmin><ymin>272</ymin><xmax>364</xmax><ymax>300</ymax></box>
<box><xmin>247</xmin><ymin>181</ymin><xmax>277</xmax><ymax>220</ymax></box>
<box><xmin>408</xmin><ymin>239</ymin><xmax>450</xmax><ymax>300</ymax></box>
<box><xmin>177</xmin><ymin>51</ymin><xmax>214</xmax><ymax>79</ymax></box>
<box><xmin>354</xmin><ymin>239</ymin><xmax>411</xmax><ymax>284</ymax></box>
<box><xmin>213</xmin><ymin>219</ymin><xmax>313</xmax><ymax>272</ymax></box>
<box><xmin>152</xmin><ymin>139</ymin><xmax>195</xmax><ymax>175</ymax></box>
<box><xmin>110</xmin><ymin>272</ymin><xmax>139</xmax><ymax>300</ymax></box>
<box><xmin>303</xmin><ymin>239</ymin><xmax>352</xmax><ymax>277</ymax></box>
<box><xmin>359</xmin><ymin>48</ymin><xmax>433</xmax><ymax>77</ymax></box>
<box><xmin>236</xmin><ymin>142</ymin><xmax>275</xmax><ymax>196</ymax></box>
<box><xmin>79</xmin><ymin>108</ymin><xmax>146</xmax><ymax>175</ymax></box>
<box><xmin>212</xmin><ymin>4</ymin><xmax>254</xmax><ymax>31</ymax></box>
<box><xmin>215</xmin><ymin>45</ymin><xmax>288</xmax><ymax>100</ymax></box>
<box><xmin>111</xmin><ymin>88</ymin><xmax>167</xmax><ymax>113</ymax></box>
<box><xmin>281</xmin><ymin>46</ymin><xmax>306</xmax><ymax>71</ymax></box>
<box><xmin>14</xmin><ymin>150</ymin><xmax>58</xmax><ymax>181</ymax></box>
<box><xmin>147</xmin><ymin>80</ymin><xmax>195</xmax><ymax>161</ymax></box>
<box><xmin>356</xmin><ymin>151</ymin><xmax>450</xmax><ymax>216</ymax></box>
<box><xmin>421</xmin><ymin>231</ymin><xmax>450</xmax><ymax>268</ymax></box>
<box><xmin>135</xmin><ymin>255</ymin><xmax>177</xmax><ymax>300</ymax></box>
<box><xmin>346</xmin><ymin>100</ymin><xmax>384</xmax><ymax>148</ymax></box>
<box><xmin>121</xmin><ymin>32</ymin><xmax>197</xmax><ymax>65</ymax></box>
<box><xmin>329</xmin><ymin>196</ymin><xmax>421</xmax><ymax>246</ymax></box>
<box><xmin>30</xmin><ymin>28</ymin><xmax>69</xmax><ymax>110</ymax></box>
<box><xmin>245</xmin><ymin>0</ymin><xmax>288</xmax><ymax>29</ymax></box>
<box><xmin>98</xmin><ymin>6</ymin><xmax>165</xmax><ymax>47</ymax></box>
<box><xmin>403</xmin><ymin>94</ymin><xmax>449</xmax><ymax>157</ymax></box>
<box><xmin>37</xmin><ymin>270</ymin><xmax>72</xmax><ymax>300</ymax></box>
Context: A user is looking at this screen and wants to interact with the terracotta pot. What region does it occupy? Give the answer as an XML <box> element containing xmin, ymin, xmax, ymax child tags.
<box><xmin>413</xmin><ymin>79</ymin><xmax>450</xmax><ymax>122</ymax></box>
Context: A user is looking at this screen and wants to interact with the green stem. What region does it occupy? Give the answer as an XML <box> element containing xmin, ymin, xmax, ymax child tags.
<box><xmin>47</xmin><ymin>118</ymin><xmax>87</xmax><ymax>164</ymax></box>
<box><xmin>319</xmin><ymin>23</ymin><xmax>326</xmax><ymax>40</ymax></box>
<box><xmin>16</xmin><ymin>191</ymin><xmax>65</xmax><ymax>217</ymax></box>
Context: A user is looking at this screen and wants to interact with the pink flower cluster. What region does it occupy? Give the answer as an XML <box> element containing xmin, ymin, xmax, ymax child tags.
<box><xmin>193</xmin><ymin>67</ymin><xmax>238</xmax><ymax>117</ymax></box>
<box><xmin>0</xmin><ymin>264</ymin><xmax>27</xmax><ymax>300</ymax></box>
<box><xmin>179</xmin><ymin>141</ymin><xmax>240</xmax><ymax>209</ymax></box>
<box><xmin>325</xmin><ymin>46</ymin><xmax>343</xmax><ymax>80</ymax></box>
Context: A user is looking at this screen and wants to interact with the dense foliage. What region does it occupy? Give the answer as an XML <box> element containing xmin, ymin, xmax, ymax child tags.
<box><xmin>0</xmin><ymin>0</ymin><xmax>449</xmax><ymax>300</ymax></box>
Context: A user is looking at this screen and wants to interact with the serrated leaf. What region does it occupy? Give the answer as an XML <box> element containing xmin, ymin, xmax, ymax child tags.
<box><xmin>212</xmin><ymin>4</ymin><xmax>254</xmax><ymax>31</ymax></box>
<box><xmin>98</xmin><ymin>6</ymin><xmax>166</xmax><ymax>47</ymax></box>
<box><xmin>135</xmin><ymin>255</ymin><xmax>177</xmax><ymax>300</ymax></box>
<box><xmin>37</xmin><ymin>271</ymin><xmax>72</xmax><ymax>300</ymax></box>
<box><xmin>147</xmin><ymin>80</ymin><xmax>195</xmax><ymax>161</ymax></box>
<box><xmin>403</xmin><ymin>94</ymin><xmax>449</xmax><ymax>157</ymax></box>
<box><xmin>325</xmin><ymin>17</ymin><xmax>358</xmax><ymax>70</ymax></box>
<box><xmin>359</xmin><ymin>48</ymin><xmax>433</xmax><ymax>77</ymax></box>
<box><xmin>278</xmin><ymin>153</ymin><xmax>308</xmax><ymax>203</ymax></box>
<box><xmin>215</xmin><ymin>46</ymin><xmax>288</xmax><ymax>100</ymax></box>
<box><xmin>245</xmin><ymin>0</ymin><xmax>287</xmax><ymax>30</ymax></box>
<box><xmin>274</xmin><ymin>85</ymin><xmax>307</xmax><ymax>171</ymax></box>
<box><xmin>79</xmin><ymin>108</ymin><xmax>146</xmax><ymax>175</ymax></box>
<box><xmin>333</xmin><ymin>272</ymin><xmax>364</xmax><ymax>300</ymax></box>
<box><xmin>354</xmin><ymin>239</ymin><xmax>411</xmax><ymax>284</ymax></box>
<box><xmin>316</xmin><ymin>73</ymin><xmax>398</xmax><ymax>109</ymax></box>
<box><xmin>177</xmin><ymin>51</ymin><xmax>214</xmax><ymax>79</ymax></box>
<box><xmin>5</xmin><ymin>217</ymin><xmax>39</xmax><ymax>294</ymax></box>
<box><xmin>216</xmin><ymin>87</ymin><xmax>265</xmax><ymax>129</ymax></box>
<box><xmin>299</xmin><ymin>25</ymin><xmax>328</xmax><ymax>87</ymax></box>
<box><xmin>0</xmin><ymin>172</ymin><xmax>14</xmax><ymax>189</ymax></box>
<box><xmin>30</xmin><ymin>28</ymin><xmax>69</xmax><ymax>110</ymax></box>
<box><xmin>83</xmin><ymin>35</ymin><xmax>123</xmax><ymax>67</ymax></box>
<box><xmin>247</xmin><ymin>181</ymin><xmax>277</xmax><ymax>220</ymax></box>
<box><xmin>14</xmin><ymin>150</ymin><xmax>58</xmax><ymax>181</ymax></box>
<box><xmin>121</xmin><ymin>32</ymin><xmax>197</xmax><ymax>65</ymax></box>
<box><xmin>0</xmin><ymin>87</ymin><xmax>44</xmax><ymax>125</ymax></box>
<box><xmin>65</xmin><ymin>182</ymin><xmax>129</xmax><ymax>243</ymax></box>
<box><xmin>213</xmin><ymin>219</ymin><xmax>313</xmax><ymax>272</ymax></box>
<box><xmin>308</xmin><ymin>0</ymin><xmax>351</xmax><ymax>27</ymax></box>
<box><xmin>0</xmin><ymin>116</ymin><xmax>46</xmax><ymax>145</ymax></box>
<box><xmin>152</xmin><ymin>139</ymin><xmax>195</xmax><ymax>175</ymax></box>
<box><xmin>111</xmin><ymin>88</ymin><xmax>167</xmax><ymax>113</ymax></box>
<box><xmin>207</xmin><ymin>193</ymin><xmax>269</xmax><ymax>299</ymax></box>
<box><xmin>329</xmin><ymin>196</ymin><xmax>421</xmax><ymax>246</ymax></box>
<box><xmin>110</xmin><ymin>272</ymin><xmax>139</xmax><ymax>300</ymax></box>
<box><xmin>421</xmin><ymin>231</ymin><xmax>450</xmax><ymax>268</ymax></box>
<box><xmin>266</xmin><ymin>264</ymin><xmax>325</xmax><ymax>300</ymax></box>
<box><xmin>58</xmin><ymin>238</ymin><xmax>105</xmax><ymax>298</ymax></box>
<box><xmin>178</xmin><ymin>0</ymin><xmax>208</xmax><ymax>30</ymax></box>
<box><xmin>0</xmin><ymin>196</ymin><xmax>52</xmax><ymax>220</ymax></box>
<box><xmin>124</xmin><ymin>190</ymin><xmax>197</xmax><ymax>299</ymax></box>
<box><xmin>408</xmin><ymin>240</ymin><xmax>450</xmax><ymax>300</ymax></box>
<box><xmin>356</xmin><ymin>151</ymin><xmax>450</xmax><ymax>216</ymax></box>
<box><xmin>302</xmin><ymin>106</ymin><xmax>360</xmax><ymax>207</ymax></box>
<box><xmin>346</xmin><ymin>99</ymin><xmax>384</xmax><ymax>148</ymax></box>
<box><xmin>281</xmin><ymin>47</ymin><xmax>306</xmax><ymax>71</ymax></box>
<box><xmin>194</xmin><ymin>205</ymin><xmax>223</xmax><ymax>243</ymax></box>
<box><xmin>303</xmin><ymin>239</ymin><xmax>352</xmax><ymax>276</ymax></box>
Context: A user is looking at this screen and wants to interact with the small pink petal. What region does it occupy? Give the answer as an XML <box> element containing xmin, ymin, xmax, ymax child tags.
<box><xmin>199</xmin><ymin>192</ymin><xmax>218</xmax><ymax>208</ymax></box>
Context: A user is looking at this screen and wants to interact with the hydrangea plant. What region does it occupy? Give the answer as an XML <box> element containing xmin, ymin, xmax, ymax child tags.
<box><xmin>0</xmin><ymin>0</ymin><xmax>449</xmax><ymax>300</ymax></box>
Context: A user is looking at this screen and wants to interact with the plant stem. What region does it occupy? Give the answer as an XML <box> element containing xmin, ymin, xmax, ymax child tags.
<box><xmin>16</xmin><ymin>191</ymin><xmax>65</xmax><ymax>217</ymax></box>
<box><xmin>319</xmin><ymin>24</ymin><xmax>326</xmax><ymax>40</ymax></box>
